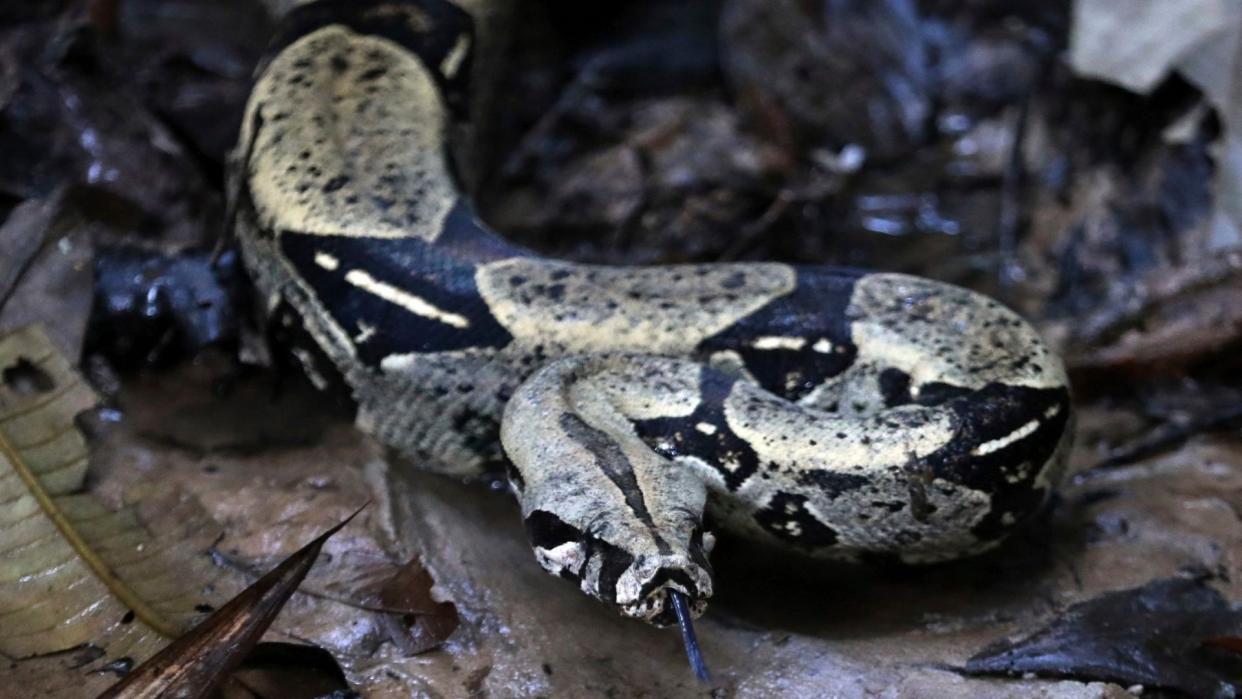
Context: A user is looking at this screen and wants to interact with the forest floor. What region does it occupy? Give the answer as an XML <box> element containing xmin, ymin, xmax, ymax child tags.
<box><xmin>1</xmin><ymin>1</ymin><xmax>1241</xmax><ymax>697</ymax></box>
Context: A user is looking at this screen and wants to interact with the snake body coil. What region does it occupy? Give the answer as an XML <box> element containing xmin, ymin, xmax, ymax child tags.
<box><xmin>232</xmin><ymin>0</ymin><xmax>1073</xmax><ymax>626</ymax></box>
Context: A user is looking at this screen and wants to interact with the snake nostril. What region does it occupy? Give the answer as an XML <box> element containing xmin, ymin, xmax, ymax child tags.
<box><xmin>638</xmin><ymin>565</ymin><xmax>703</xmax><ymax>605</ymax></box>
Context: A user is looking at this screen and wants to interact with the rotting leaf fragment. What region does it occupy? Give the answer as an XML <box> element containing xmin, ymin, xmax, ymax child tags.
<box><xmin>373</xmin><ymin>557</ymin><xmax>460</xmax><ymax>656</ymax></box>
<box><xmin>964</xmin><ymin>576</ymin><xmax>1242</xmax><ymax>698</ymax></box>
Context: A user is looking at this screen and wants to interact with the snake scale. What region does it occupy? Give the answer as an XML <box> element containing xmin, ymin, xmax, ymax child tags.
<box><xmin>230</xmin><ymin>0</ymin><xmax>1073</xmax><ymax>643</ymax></box>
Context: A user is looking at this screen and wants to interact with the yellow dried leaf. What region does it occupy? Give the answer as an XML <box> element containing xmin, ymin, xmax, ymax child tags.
<box><xmin>0</xmin><ymin>325</ymin><xmax>231</xmax><ymax>663</ymax></box>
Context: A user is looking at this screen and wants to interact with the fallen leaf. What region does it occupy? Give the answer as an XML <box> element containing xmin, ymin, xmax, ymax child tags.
<box><xmin>0</xmin><ymin>325</ymin><xmax>233</xmax><ymax>664</ymax></box>
<box><xmin>0</xmin><ymin>194</ymin><xmax>60</xmax><ymax>307</ymax></box>
<box><xmin>1068</xmin><ymin>0</ymin><xmax>1242</xmax><ymax>252</ymax></box>
<box><xmin>372</xmin><ymin>558</ymin><xmax>460</xmax><ymax>656</ymax></box>
<box><xmin>1066</xmin><ymin>283</ymin><xmax>1242</xmax><ymax>378</ymax></box>
<box><xmin>97</xmin><ymin>508</ymin><xmax>363</xmax><ymax>699</ymax></box>
<box><xmin>1069</xmin><ymin>0</ymin><xmax>1237</xmax><ymax>94</ymax></box>
<box><xmin>220</xmin><ymin>642</ymin><xmax>353</xmax><ymax>699</ymax></box>
<box><xmin>1167</xmin><ymin>6</ymin><xmax>1242</xmax><ymax>251</ymax></box>
<box><xmin>0</xmin><ymin>194</ymin><xmax>94</xmax><ymax>360</ymax></box>
<box><xmin>1198</xmin><ymin>42</ymin><xmax>1242</xmax><ymax>251</ymax></box>
<box><xmin>964</xmin><ymin>576</ymin><xmax>1242</xmax><ymax>698</ymax></box>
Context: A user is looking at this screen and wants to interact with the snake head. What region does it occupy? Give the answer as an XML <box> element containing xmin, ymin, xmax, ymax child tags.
<box><xmin>524</xmin><ymin>509</ymin><xmax>713</xmax><ymax>625</ymax></box>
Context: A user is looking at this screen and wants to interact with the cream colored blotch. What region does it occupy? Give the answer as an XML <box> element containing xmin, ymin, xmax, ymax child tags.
<box><xmin>241</xmin><ymin>25</ymin><xmax>456</xmax><ymax>240</ymax></box>
<box><xmin>849</xmin><ymin>274</ymin><xmax>1068</xmax><ymax>392</ymax></box>
<box><xmin>476</xmin><ymin>259</ymin><xmax>797</xmax><ymax>354</ymax></box>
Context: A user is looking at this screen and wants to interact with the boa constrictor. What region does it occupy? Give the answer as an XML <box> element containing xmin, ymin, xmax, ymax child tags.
<box><xmin>230</xmin><ymin>0</ymin><xmax>1073</xmax><ymax>662</ymax></box>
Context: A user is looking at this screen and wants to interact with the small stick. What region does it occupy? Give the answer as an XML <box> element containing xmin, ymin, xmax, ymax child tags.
<box><xmin>669</xmin><ymin>590</ymin><xmax>710</xmax><ymax>683</ymax></box>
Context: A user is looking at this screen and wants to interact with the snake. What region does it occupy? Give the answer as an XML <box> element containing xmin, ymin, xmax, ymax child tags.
<box><xmin>230</xmin><ymin>0</ymin><xmax>1073</xmax><ymax>670</ymax></box>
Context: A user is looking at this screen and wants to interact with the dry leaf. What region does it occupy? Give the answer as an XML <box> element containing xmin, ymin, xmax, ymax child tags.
<box><xmin>0</xmin><ymin>195</ymin><xmax>57</xmax><ymax>306</ymax></box>
<box><xmin>0</xmin><ymin>194</ymin><xmax>94</xmax><ymax>360</ymax></box>
<box><xmin>1069</xmin><ymin>0</ymin><xmax>1242</xmax><ymax>250</ymax></box>
<box><xmin>965</xmin><ymin>577</ymin><xmax>1242</xmax><ymax>698</ymax></box>
<box><xmin>0</xmin><ymin>325</ymin><xmax>234</xmax><ymax>666</ymax></box>
<box><xmin>220</xmin><ymin>642</ymin><xmax>352</xmax><ymax>699</ymax></box>
<box><xmin>372</xmin><ymin>558</ymin><xmax>459</xmax><ymax>656</ymax></box>
<box><xmin>98</xmin><ymin>508</ymin><xmax>362</xmax><ymax>699</ymax></box>
<box><xmin>1069</xmin><ymin>0</ymin><xmax>1237</xmax><ymax>94</ymax></box>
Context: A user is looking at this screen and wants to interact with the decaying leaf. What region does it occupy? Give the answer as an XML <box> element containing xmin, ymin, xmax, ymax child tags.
<box><xmin>0</xmin><ymin>325</ymin><xmax>232</xmax><ymax>666</ymax></box>
<box><xmin>97</xmin><ymin>508</ymin><xmax>362</xmax><ymax>699</ymax></box>
<box><xmin>1069</xmin><ymin>0</ymin><xmax>1242</xmax><ymax>251</ymax></box>
<box><xmin>221</xmin><ymin>642</ymin><xmax>353</xmax><ymax>699</ymax></box>
<box><xmin>964</xmin><ymin>576</ymin><xmax>1242</xmax><ymax>698</ymax></box>
<box><xmin>0</xmin><ymin>193</ymin><xmax>94</xmax><ymax>360</ymax></box>
<box><xmin>1069</xmin><ymin>0</ymin><xmax>1237</xmax><ymax>94</ymax></box>
<box><xmin>0</xmin><ymin>195</ymin><xmax>57</xmax><ymax>307</ymax></box>
<box><xmin>1066</xmin><ymin>281</ymin><xmax>1242</xmax><ymax>379</ymax></box>
<box><xmin>371</xmin><ymin>557</ymin><xmax>460</xmax><ymax>656</ymax></box>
